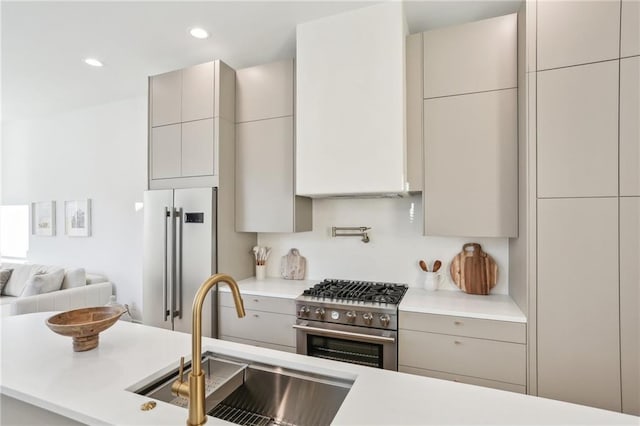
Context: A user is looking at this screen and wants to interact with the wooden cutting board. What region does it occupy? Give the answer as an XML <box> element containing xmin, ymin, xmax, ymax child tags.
<box><xmin>450</xmin><ymin>243</ymin><xmax>498</xmax><ymax>295</ymax></box>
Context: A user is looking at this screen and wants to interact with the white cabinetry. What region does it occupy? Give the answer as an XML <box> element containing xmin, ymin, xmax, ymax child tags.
<box><xmin>235</xmin><ymin>59</ymin><xmax>311</xmax><ymax>232</ymax></box>
<box><xmin>148</xmin><ymin>60</ymin><xmax>235</xmax><ymax>189</ymax></box>
<box><xmin>219</xmin><ymin>292</ymin><xmax>296</xmax><ymax>352</ymax></box>
<box><xmin>421</xmin><ymin>14</ymin><xmax>517</xmax><ymax>237</ymax></box>
<box><xmin>621</xmin><ymin>0</ymin><xmax>640</xmax><ymax>57</ymax></box>
<box><xmin>399</xmin><ymin>312</ymin><xmax>526</xmax><ymax>393</ymax></box>
<box><xmin>295</xmin><ymin>2</ymin><xmax>416</xmax><ymax>196</ymax></box>
<box><xmin>620</xmin><ymin>56</ymin><xmax>640</xmax><ymax>196</ymax></box>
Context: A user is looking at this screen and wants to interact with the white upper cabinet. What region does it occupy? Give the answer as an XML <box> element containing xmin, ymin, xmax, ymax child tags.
<box><xmin>621</xmin><ymin>0</ymin><xmax>640</xmax><ymax>57</ymax></box>
<box><xmin>537</xmin><ymin>61</ymin><xmax>619</xmax><ymax>198</ymax></box>
<box><xmin>537</xmin><ymin>0</ymin><xmax>620</xmax><ymax>70</ymax></box>
<box><xmin>295</xmin><ymin>2</ymin><xmax>410</xmax><ymax>197</ymax></box>
<box><xmin>423</xmin><ymin>14</ymin><xmax>517</xmax><ymax>98</ymax></box>
<box><xmin>150</xmin><ymin>70</ymin><xmax>181</xmax><ymax>127</ymax></box>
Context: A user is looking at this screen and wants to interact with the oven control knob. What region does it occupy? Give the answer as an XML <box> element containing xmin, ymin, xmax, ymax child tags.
<box><xmin>346</xmin><ymin>311</ymin><xmax>357</xmax><ymax>323</ymax></box>
<box><xmin>315</xmin><ymin>308</ymin><xmax>325</xmax><ymax>319</ymax></box>
<box><xmin>331</xmin><ymin>311</ymin><xmax>340</xmax><ymax>320</ymax></box>
<box><xmin>362</xmin><ymin>312</ymin><xmax>373</xmax><ymax>325</ymax></box>
<box><xmin>379</xmin><ymin>314</ymin><xmax>391</xmax><ymax>327</ymax></box>
<box><xmin>299</xmin><ymin>306</ymin><xmax>310</xmax><ymax>317</ymax></box>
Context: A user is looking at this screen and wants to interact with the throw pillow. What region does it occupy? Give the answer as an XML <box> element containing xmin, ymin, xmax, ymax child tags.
<box><xmin>61</xmin><ymin>268</ymin><xmax>87</xmax><ymax>289</ymax></box>
<box><xmin>20</xmin><ymin>269</ymin><xmax>65</xmax><ymax>297</ymax></box>
<box><xmin>0</xmin><ymin>268</ymin><xmax>13</xmax><ymax>294</ymax></box>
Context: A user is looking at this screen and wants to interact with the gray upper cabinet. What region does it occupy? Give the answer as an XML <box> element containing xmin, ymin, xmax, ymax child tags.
<box><xmin>421</xmin><ymin>13</ymin><xmax>517</xmax><ymax>238</ymax></box>
<box><xmin>537</xmin><ymin>197</ymin><xmax>621</xmax><ymax>412</ymax></box>
<box><xmin>537</xmin><ymin>61</ymin><xmax>619</xmax><ymax>198</ymax></box>
<box><xmin>150</xmin><ymin>70</ymin><xmax>181</xmax><ymax>127</ymax></box>
<box><xmin>621</xmin><ymin>0</ymin><xmax>640</xmax><ymax>57</ymax></box>
<box><xmin>424</xmin><ymin>89</ymin><xmax>517</xmax><ymax>237</ymax></box>
<box><xmin>182</xmin><ymin>62</ymin><xmax>214</xmax><ymax>122</ymax></box>
<box><xmin>620</xmin><ymin>197</ymin><xmax>640</xmax><ymax>416</ymax></box>
<box><xmin>235</xmin><ymin>59</ymin><xmax>311</xmax><ymax>233</ymax></box>
<box><xmin>236</xmin><ymin>59</ymin><xmax>294</xmax><ymax>123</ymax></box>
<box><xmin>423</xmin><ymin>14</ymin><xmax>517</xmax><ymax>98</ymax></box>
<box><xmin>148</xmin><ymin>60</ymin><xmax>235</xmax><ymax>189</ymax></box>
<box><xmin>620</xmin><ymin>56</ymin><xmax>640</xmax><ymax>196</ymax></box>
<box><xmin>537</xmin><ymin>0</ymin><xmax>620</xmax><ymax>70</ymax></box>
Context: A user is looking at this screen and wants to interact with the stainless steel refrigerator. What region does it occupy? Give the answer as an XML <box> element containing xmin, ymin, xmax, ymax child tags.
<box><xmin>143</xmin><ymin>187</ymin><xmax>218</xmax><ymax>337</ymax></box>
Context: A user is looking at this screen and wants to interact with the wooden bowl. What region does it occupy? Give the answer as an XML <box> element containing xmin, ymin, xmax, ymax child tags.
<box><xmin>46</xmin><ymin>306</ymin><xmax>126</xmax><ymax>352</ymax></box>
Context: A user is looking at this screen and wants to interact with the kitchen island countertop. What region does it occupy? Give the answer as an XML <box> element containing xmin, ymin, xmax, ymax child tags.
<box><xmin>1</xmin><ymin>312</ymin><xmax>637</xmax><ymax>425</ymax></box>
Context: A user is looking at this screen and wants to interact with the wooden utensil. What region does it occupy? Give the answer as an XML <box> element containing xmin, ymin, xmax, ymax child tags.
<box><xmin>419</xmin><ymin>260</ymin><xmax>428</xmax><ymax>272</ymax></box>
<box><xmin>432</xmin><ymin>260</ymin><xmax>442</xmax><ymax>273</ymax></box>
<box><xmin>450</xmin><ymin>243</ymin><xmax>497</xmax><ymax>295</ymax></box>
<box><xmin>46</xmin><ymin>306</ymin><xmax>126</xmax><ymax>351</ymax></box>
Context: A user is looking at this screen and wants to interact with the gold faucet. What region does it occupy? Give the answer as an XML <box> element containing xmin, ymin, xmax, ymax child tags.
<box><xmin>171</xmin><ymin>273</ymin><xmax>245</xmax><ymax>426</ymax></box>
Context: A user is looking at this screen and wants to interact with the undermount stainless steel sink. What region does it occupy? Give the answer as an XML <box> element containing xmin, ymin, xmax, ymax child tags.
<box><xmin>132</xmin><ymin>351</ymin><xmax>354</xmax><ymax>426</ymax></box>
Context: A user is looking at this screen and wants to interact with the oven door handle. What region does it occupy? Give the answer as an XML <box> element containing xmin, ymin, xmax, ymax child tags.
<box><xmin>292</xmin><ymin>324</ymin><xmax>396</xmax><ymax>344</ymax></box>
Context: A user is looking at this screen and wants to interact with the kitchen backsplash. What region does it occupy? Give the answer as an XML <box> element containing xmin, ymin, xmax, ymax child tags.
<box><xmin>258</xmin><ymin>195</ymin><xmax>509</xmax><ymax>294</ymax></box>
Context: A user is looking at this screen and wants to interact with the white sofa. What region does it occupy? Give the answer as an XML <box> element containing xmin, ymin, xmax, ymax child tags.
<box><xmin>0</xmin><ymin>263</ymin><xmax>113</xmax><ymax>317</ymax></box>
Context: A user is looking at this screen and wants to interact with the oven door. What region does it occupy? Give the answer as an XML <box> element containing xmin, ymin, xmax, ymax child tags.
<box><xmin>293</xmin><ymin>319</ymin><xmax>397</xmax><ymax>370</ymax></box>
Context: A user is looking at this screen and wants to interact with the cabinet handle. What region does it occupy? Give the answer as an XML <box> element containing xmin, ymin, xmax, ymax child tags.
<box><xmin>454</xmin><ymin>321</ymin><xmax>463</xmax><ymax>326</ymax></box>
<box><xmin>454</xmin><ymin>340</ymin><xmax>462</xmax><ymax>345</ymax></box>
<box><xmin>253</xmin><ymin>299</ymin><xmax>259</xmax><ymax>303</ymax></box>
<box><xmin>253</xmin><ymin>314</ymin><xmax>259</xmax><ymax>318</ymax></box>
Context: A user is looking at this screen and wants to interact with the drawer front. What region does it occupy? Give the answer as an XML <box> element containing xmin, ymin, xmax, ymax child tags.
<box><xmin>221</xmin><ymin>335</ymin><xmax>296</xmax><ymax>353</ymax></box>
<box><xmin>399</xmin><ymin>329</ymin><xmax>526</xmax><ymax>385</ymax></box>
<box><xmin>220</xmin><ymin>292</ymin><xmax>294</xmax><ymax>314</ymax></box>
<box><xmin>399</xmin><ymin>365</ymin><xmax>526</xmax><ymax>394</ymax></box>
<box><xmin>219</xmin><ymin>306</ymin><xmax>295</xmax><ymax>347</ymax></box>
<box><xmin>400</xmin><ymin>311</ymin><xmax>525</xmax><ymax>343</ymax></box>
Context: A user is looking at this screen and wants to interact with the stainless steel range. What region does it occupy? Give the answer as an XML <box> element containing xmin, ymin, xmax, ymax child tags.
<box><xmin>294</xmin><ymin>279</ymin><xmax>408</xmax><ymax>370</ymax></box>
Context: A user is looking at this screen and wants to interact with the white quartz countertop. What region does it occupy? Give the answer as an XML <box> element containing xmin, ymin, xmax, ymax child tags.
<box><xmin>2</xmin><ymin>312</ymin><xmax>637</xmax><ymax>425</ymax></box>
<box><xmin>218</xmin><ymin>277</ymin><xmax>319</xmax><ymax>299</ymax></box>
<box><xmin>400</xmin><ymin>288</ymin><xmax>527</xmax><ymax>323</ymax></box>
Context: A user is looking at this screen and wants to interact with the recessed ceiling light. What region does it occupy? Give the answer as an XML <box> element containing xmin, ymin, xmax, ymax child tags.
<box><xmin>190</xmin><ymin>27</ymin><xmax>209</xmax><ymax>39</ymax></box>
<box><xmin>84</xmin><ymin>58</ymin><xmax>103</xmax><ymax>67</ymax></box>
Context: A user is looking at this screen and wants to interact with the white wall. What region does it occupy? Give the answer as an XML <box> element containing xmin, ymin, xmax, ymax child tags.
<box><xmin>259</xmin><ymin>196</ymin><xmax>510</xmax><ymax>294</ymax></box>
<box><xmin>1</xmin><ymin>97</ymin><xmax>147</xmax><ymax>318</ymax></box>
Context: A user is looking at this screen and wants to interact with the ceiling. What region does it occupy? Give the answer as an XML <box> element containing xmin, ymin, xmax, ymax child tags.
<box><xmin>1</xmin><ymin>0</ymin><xmax>521</xmax><ymax>122</ymax></box>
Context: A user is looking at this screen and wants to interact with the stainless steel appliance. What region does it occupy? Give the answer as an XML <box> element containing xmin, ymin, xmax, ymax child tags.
<box><xmin>143</xmin><ymin>188</ymin><xmax>218</xmax><ymax>337</ymax></box>
<box><xmin>295</xmin><ymin>279</ymin><xmax>408</xmax><ymax>370</ymax></box>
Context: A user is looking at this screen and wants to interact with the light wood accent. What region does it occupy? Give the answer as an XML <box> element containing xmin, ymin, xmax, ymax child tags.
<box><xmin>399</xmin><ymin>329</ymin><xmax>526</xmax><ymax>385</ymax></box>
<box><xmin>620</xmin><ymin>197</ymin><xmax>640</xmax><ymax>415</ymax></box>
<box><xmin>46</xmin><ymin>306</ymin><xmax>125</xmax><ymax>352</ymax></box>
<box><xmin>450</xmin><ymin>243</ymin><xmax>498</xmax><ymax>295</ymax></box>
<box><xmin>621</xmin><ymin>0</ymin><xmax>640</xmax><ymax>57</ymax></box>
<box><xmin>423</xmin><ymin>89</ymin><xmax>517</xmax><ymax>237</ymax></box>
<box><xmin>537</xmin><ymin>61</ymin><xmax>619</xmax><ymax>198</ymax></box>
<box><xmin>181</xmin><ymin>62</ymin><xmax>214</xmax><ymax>122</ymax></box>
<box><xmin>236</xmin><ymin>59</ymin><xmax>294</xmax><ymax>123</ymax></box>
<box><xmin>181</xmin><ymin>119</ymin><xmax>214</xmax><ymax>177</ymax></box>
<box><xmin>620</xmin><ymin>56</ymin><xmax>640</xmax><ymax>196</ymax></box>
<box><xmin>537</xmin><ymin>0</ymin><xmax>620</xmax><ymax>70</ymax></box>
<box><xmin>151</xmin><ymin>124</ymin><xmax>181</xmax><ymax>179</ymax></box>
<box><xmin>399</xmin><ymin>366</ymin><xmax>526</xmax><ymax>394</ymax></box>
<box><xmin>423</xmin><ymin>13</ymin><xmax>517</xmax><ymax>98</ymax></box>
<box><xmin>537</xmin><ymin>197</ymin><xmax>621</xmax><ymax>411</ymax></box>
<box><xmin>150</xmin><ymin>69</ymin><xmax>181</xmax><ymax>126</ymax></box>
<box><xmin>399</xmin><ymin>311</ymin><xmax>525</xmax><ymax>344</ymax></box>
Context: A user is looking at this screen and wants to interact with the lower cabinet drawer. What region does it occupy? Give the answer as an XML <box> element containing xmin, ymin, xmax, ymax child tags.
<box><xmin>219</xmin><ymin>306</ymin><xmax>295</xmax><ymax>347</ymax></box>
<box><xmin>399</xmin><ymin>329</ymin><xmax>526</xmax><ymax>385</ymax></box>
<box><xmin>220</xmin><ymin>292</ymin><xmax>294</xmax><ymax>314</ymax></box>
<box><xmin>399</xmin><ymin>365</ymin><xmax>526</xmax><ymax>394</ymax></box>
<box><xmin>221</xmin><ymin>335</ymin><xmax>296</xmax><ymax>353</ymax></box>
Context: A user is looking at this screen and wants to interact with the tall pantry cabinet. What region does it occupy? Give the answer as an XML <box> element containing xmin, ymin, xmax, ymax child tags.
<box><xmin>530</xmin><ymin>0</ymin><xmax>639</xmax><ymax>414</ymax></box>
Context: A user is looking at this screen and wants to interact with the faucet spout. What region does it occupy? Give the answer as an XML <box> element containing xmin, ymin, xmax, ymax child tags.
<box><xmin>171</xmin><ymin>273</ymin><xmax>245</xmax><ymax>426</ymax></box>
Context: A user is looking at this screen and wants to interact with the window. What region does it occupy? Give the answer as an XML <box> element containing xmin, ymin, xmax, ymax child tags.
<box><xmin>0</xmin><ymin>205</ymin><xmax>29</xmax><ymax>261</ymax></box>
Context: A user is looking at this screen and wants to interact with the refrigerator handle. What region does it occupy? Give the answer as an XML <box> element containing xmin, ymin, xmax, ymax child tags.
<box><xmin>163</xmin><ymin>207</ymin><xmax>170</xmax><ymax>321</ymax></box>
<box><xmin>175</xmin><ymin>207</ymin><xmax>183</xmax><ymax>319</ymax></box>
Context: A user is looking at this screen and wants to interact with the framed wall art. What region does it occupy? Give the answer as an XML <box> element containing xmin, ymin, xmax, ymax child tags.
<box><xmin>65</xmin><ymin>199</ymin><xmax>91</xmax><ymax>237</ymax></box>
<box><xmin>31</xmin><ymin>201</ymin><xmax>56</xmax><ymax>236</ymax></box>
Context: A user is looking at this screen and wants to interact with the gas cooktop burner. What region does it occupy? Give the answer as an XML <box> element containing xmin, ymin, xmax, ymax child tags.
<box><xmin>302</xmin><ymin>279</ymin><xmax>408</xmax><ymax>305</ymax></box>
